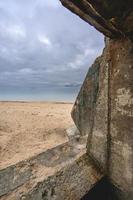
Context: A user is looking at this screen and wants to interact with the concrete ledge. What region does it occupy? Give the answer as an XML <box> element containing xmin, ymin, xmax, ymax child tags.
<box><xmin>0</xmin><ymin>141</ymin><xmax>86</xmax><ymax>197</ymax></box>
<box><xmin>1</xmin><ymin>154</ymin><xmax>103</xmax><ymax>200</ymax></box>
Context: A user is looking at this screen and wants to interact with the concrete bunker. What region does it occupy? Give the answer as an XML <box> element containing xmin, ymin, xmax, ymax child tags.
<box><xmin>60</xmin><ymin>0</ymin><xmax>133</xmax><ymax>199</ymax></box>
<box><xmin>0</xmin><ymin>0</ymin><xmax>133</xmax><ymax>200</ymax></box>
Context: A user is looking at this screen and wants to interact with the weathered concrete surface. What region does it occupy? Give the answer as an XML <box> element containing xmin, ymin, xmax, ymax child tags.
<box><xmin>72</xmin><ymin>57</ymin><xmax>101</xmax><ymax>136</ymax></box>
<box><xmin>1</xmin><ymin>154</ymin><xmax>103</xmax><ymax>200</ymax></box>
<box><xmin>71</xmin><ymin>54</ymin><xmax>108</xmax><ymax>171</ymax></box>
<box><xmin>87</xmin><ymin>48</ymin><xmax>109</xmax><ymax>171</ymax></box>
<box><xmin>60</xmin><ymin>0</ymin><xmax>133</xmax><ymax>40</ymax></box>
<box><xmin>60</xmin><ymin>1</ymin><xmax>133</xmax><ymax>199</ymax></box>
<box><xmin>0</xmin><ymin>141</ymin><xmax>86</xmax><ymax>197</ymax></box>
<box><xmin>71</xmin><ymin>37</ymin><xmax>133</xmax><ymax>199</ymax></box>
<box><xmin>109</xmin><ymin>38</ymin><xmax>133</xmax><ymax>195</ymax></box>
<box><xmin>0</xmin><ymin>162</ymin><xmax>32</xmax><ymax>197</ymax></box>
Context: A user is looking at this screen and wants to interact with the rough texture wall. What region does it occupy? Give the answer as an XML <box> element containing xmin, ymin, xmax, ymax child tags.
<box><xmin>71</xmin><ymin>57</ymin><xmax>101</xmax><ymax>137</ymax></box>
<box><xmin>71</xmin><ymin>54</ymin><xmax>108</xmax><ymax>171</ymax></box>
<box><xmin>108</xmin><ymin>38</ymin><xmax>133</xmax><ymax>197</ymax></box>
<box><xmin>86</xmin><ymin>45</ymin><xmax>109</xmax><ymax>171</ymax></box>
<box><xmin>71</xmin><ymin>38</ymin><xmax>133</xmax><ymax>198</ymax></box>
<box><xmin>72</xmin><ymin>39</ymin><xmax>133</xmax><ymax>199</ymax></box>
<box><xmin>60</xmin><ymin>0</ymin><xmax>133</xmax><ymax>199</ymax></box>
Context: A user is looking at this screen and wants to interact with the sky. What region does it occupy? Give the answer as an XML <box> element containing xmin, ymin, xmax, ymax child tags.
<box><xmin>0</xmin><ymin>0</ymin><xmax>104</xmax><ymax>101</ymax></box>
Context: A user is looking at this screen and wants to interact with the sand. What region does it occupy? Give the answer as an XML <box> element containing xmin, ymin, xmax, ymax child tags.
<box><xmin>0</xmin><ymin>101</ymin><xmax>74</xmax><ymax>168</ymax></box>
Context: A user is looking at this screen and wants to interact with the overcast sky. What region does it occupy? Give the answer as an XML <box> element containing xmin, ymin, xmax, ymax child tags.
<box><xmin>0</xmin><ymin>0</ymin><xmax>104</xmax><ymax>101</ymax></box>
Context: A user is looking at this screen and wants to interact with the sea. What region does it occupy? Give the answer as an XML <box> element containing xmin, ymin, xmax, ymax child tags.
<box><xmin>0</xmin><ymin>86</ymin><xmax>80</xmax><ymax>103</ymax></box>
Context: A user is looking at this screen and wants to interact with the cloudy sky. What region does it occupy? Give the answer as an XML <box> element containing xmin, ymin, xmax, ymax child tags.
<box><xmin>0</xmin><ymin>0</ymin><xmax>104</xmax><ymax>101</ymax></box>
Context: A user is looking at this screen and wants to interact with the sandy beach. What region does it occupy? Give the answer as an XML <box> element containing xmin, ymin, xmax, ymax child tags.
<box><xmin>0</xmin><ymin>101</ymin><xmax>74</xmax><ymax>168</ymax></box>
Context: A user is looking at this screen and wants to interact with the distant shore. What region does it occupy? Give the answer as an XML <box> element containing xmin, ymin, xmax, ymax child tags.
<box><xmin>0</xmin><ymin>100</ymin><xmax>74</xmax><ymax>104</ymax></box>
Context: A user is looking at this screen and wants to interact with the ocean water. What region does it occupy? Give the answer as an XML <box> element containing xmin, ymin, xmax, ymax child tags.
<box><xmin>0</xmin><ymin>86</ymin><xmax>80</xmax><ymax>102</ymax></box>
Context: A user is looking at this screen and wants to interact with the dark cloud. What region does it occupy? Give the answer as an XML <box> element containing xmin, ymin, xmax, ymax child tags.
<box><xmin>0</xmin><ymin>0</ymin><xmax>104</xmax><ymax>100</ymax></box>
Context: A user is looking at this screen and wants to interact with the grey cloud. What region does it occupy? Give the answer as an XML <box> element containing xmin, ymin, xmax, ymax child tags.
<box><xmin>0</xmin><ymin>0</ymin><xmax>104</xmax><ymax>100</ymax></box>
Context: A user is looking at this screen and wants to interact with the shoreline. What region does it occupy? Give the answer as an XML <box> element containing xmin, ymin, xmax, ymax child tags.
<box><xmin>0</xmin><ymin>100</ymin><xmax>74</xmax><ymax>104</ymax></box>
